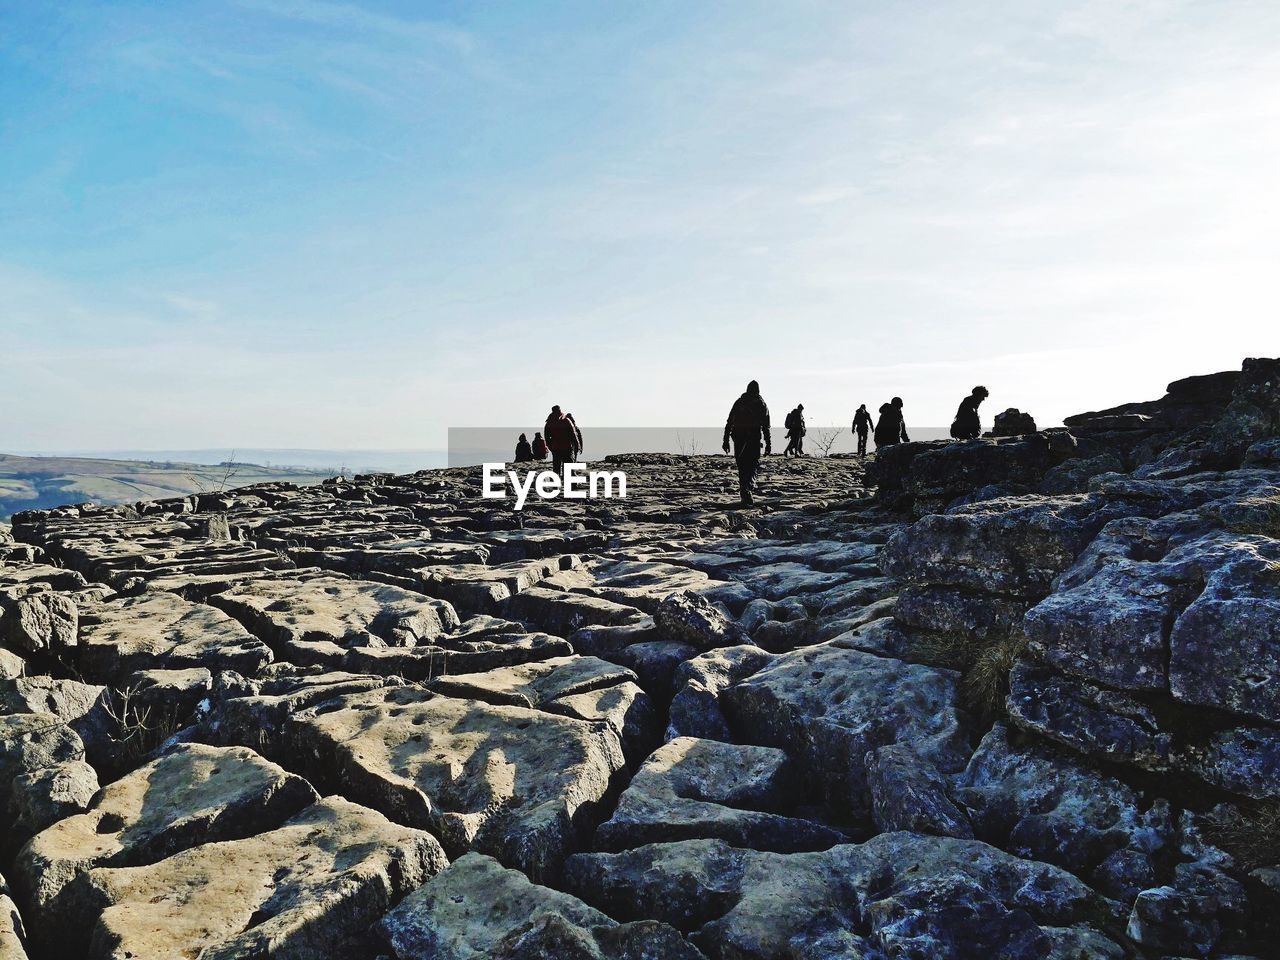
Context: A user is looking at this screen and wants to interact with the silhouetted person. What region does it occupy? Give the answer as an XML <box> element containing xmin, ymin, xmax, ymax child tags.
<box><xmin>874</xmin><ymin>396</ymin><xmax>909</xmax><ymax>449</ymax></box>
<box><xmin>545</xmin><ymin>405</ymin><xmax>577</xmax><ymax>472</ymax></box>
<box><xmin>783</xmin><ymin>404</ymin><xmax>806</xmax><ymax>457</ymax></box>
<box><xmin>852</xmin><ymin>404</ymin><xmax>872</xmax><ymax>457</ymax></box>
<box><xmin>565</xmin><ymin>412</ymin><xmax>584</xmax><ymax>461</ymax></box>
<box><xmin>950</xmin><ymin>385</ymin><xmax>989</xmax><ymax>440</ymax></box>
<box><xmin>722</xmin><ymin>380</ymin><xmax>771</xmax><ymax>506</ymax></box>
<box><xmin>514</xmin><ymin>433</ymin><xmax>533</xmax><ymax>462</ymax></box>
<box><xmin>531</xmin><ymin>432</ymin><xmax>548</xmax><ymax>460</ymax></box>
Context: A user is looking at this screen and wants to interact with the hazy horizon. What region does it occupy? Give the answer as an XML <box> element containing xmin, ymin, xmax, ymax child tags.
<box><xmin>3</xmin><ymin>1</ymin><xmax>1277</xmax><ymax>450</ymax></box>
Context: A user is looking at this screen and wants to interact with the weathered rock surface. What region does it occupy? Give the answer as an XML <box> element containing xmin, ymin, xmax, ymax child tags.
<box><xmin>84</xmin><ymin>796</ymin><xmax>446</xmax><ymax>960</ymax></box>
<box><xmin>377</xmin><ymin>852</ymin><xmax>705</xmax><ymax>960</ymax></box>
<box><xmin>2</xmin><ymin>357</ymin><xmax>1277</xmax><ymax>958</ymax></box>
<box><xmin>14</xmin><ymin>743</ymin><xmax>318</xmax><ymax>941</ymax></box>
<box><xmin>285</xmin><ymin>684</ymin><xmax>627</xmax><ymax>877</ymax></box>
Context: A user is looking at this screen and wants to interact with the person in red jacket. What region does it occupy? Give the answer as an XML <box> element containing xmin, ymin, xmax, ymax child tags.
<box><xmin>544</xmin><ymin>405</ymin><xmax>578</xmax><ymax>473</ymax></box>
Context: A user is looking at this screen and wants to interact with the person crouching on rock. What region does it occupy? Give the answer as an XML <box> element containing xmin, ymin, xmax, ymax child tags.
<box><xmin>722</xmin><ymin>380</ymin><xmax>772</xmax><ymax>506</ymax></box>
<box><xmin>874</xmin><ymin>396</ymin><xmax>909</xmax><ymax>449</ymax></box>
<box><xmin>950</xmin><ymin>385</ymin><xmax>988</xmax><ymax>440</ymax></box>
<box><xmin>514</xmin><ymin>433</ymin><xmax>533</xmax><ymax>462</ymax></box>
<box><xmin>545</xmin><ymin>405</ymin><xmax>578</xmax><ymax>473</ymax></box>
<box><xmin>853</xmin><ymin>404</ymin><xmax>873</xmax><ymax>457</ymax></box>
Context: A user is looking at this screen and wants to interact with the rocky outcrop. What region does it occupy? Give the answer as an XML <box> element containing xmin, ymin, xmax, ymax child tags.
<box><xmin>1</xmin><ymin>357</ymin><xmax>1277</xmax><ymax>958</ymax></box>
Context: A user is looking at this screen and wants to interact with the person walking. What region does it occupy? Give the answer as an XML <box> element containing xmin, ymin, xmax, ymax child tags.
<box><xmin>873</xmin><ymin>396</ymin><xmax>910</xmax><ymax>449</ymax></box>
<box><xmin>565</xmin><ymin>412</ymin><xmax>584</xmax><ymax>461</ymax></box>
<box><xmin>544</xmin><ymin>405</ymin><xmax>578</xmax><ymax>472</ymax></box>
<box><xmin>783</xmin><ymin>404</ymin><xmax>806</xmax><ymax>457</ymax></box>
<box><xmin>949</xmin><ymin>385</ymin><xmax>989</xmax><ymax>440</ymax></box>
<box><xmin>722</xmin><ymin>380</ymin><xmax>772</xmax><ymax>506</ymax></box>
<box><xmin>852</xmin><ymin>404</ymin><xmax>872</xmax><ymax>457</ymax></box>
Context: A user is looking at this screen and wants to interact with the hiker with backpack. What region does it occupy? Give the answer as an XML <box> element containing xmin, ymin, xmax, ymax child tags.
<box><xmin>783</xmin><ymin>404</ymin><xmax>806</xmax><ymax>457</ymax></box>
<box><xmin>874</xmin><ymin>397</ymin><xmax>910</xmax><ymax>448</ymax></box>
<box><xmin>722</xmin><ymin>380</ymin><xmax>772</xmax><ymax>506</ymax></box>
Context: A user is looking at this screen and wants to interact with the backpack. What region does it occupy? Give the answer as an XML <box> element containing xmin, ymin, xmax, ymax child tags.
<box><xmin>784</xmin><ymin>410</ymin><xmax>798</xmax><ymax>431</ymax></box>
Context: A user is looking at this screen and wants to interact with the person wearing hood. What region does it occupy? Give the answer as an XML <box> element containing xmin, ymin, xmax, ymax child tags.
<box><xmin>950</xmin><ymin>385</ymin><xmax>989</xmax><ymax>440</ymax></box>
<box><xmin>514</xmin><ymin>433</ymin><xmax>533</xmax><ymax>462</ymax></box>
<box><xmin>531</xmin><ymin>432</ymin><xmax>548</xmax><ymax>460</ymax></box>
<box><xmin>852</xmin><ymin>404</ymin><xmax>873</xmax><ymax>457</ymax></box>
<box><xmin>544</xmin><ymin>405</ymin><xmax>578</xmax><ymax>472</ymax></box>
<box><xmin>722</xmin><ymin>379</ymin><xmax>771</xmax><ymax>506</ymax></box>
<box><xmin>874</xmin><ymin>396</ymin><xmax>909</xmax><ymax>449</ymax></box>
<box><xmin>565</xmin><ymin>412</ymin><xmax>584</xmax><ymax>461</ymax></box>
<box><xmin>783</xmin><ymin>404</ymin><xmax>806</xmax><ymax>457</ymax></box>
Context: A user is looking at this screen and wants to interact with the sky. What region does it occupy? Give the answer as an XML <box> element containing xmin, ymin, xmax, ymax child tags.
<box><xmin>2</xmin><ymin>0</ymin><xmax>1278</xmax><ymax>450</ymax></box>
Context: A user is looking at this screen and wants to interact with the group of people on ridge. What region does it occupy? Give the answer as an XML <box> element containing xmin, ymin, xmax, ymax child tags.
<box><xmin>722</xmin><ymin>381</ymin><xmax>993</xmax><ymax>506</ymax></box>
<box><xmin>513</xmin><ymin>405</ymin><xmax>583</xmax><ymax>471</ymax></box>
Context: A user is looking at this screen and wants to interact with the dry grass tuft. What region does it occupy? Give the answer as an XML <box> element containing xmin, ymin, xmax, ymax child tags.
<box><xmin>1208</xmin><ymin>800</ymin><xmax>1280</xmax><ymax>870</ymax></box>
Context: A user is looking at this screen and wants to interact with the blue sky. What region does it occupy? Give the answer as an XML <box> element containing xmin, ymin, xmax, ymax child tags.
<box><xmin>2</xmin><ymin>0</ymin><xmax>1278</xmax><ymax>449</ymax></box>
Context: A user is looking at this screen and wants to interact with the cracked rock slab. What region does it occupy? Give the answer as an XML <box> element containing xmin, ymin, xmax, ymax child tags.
<box><xmin>288</xmin><ymin>684</ymin><xmax>627</xmax><ymax>878</ymax></box>
<box><xmin>77</xmin><ymin>592</ymin><xmax>274</xmax><ymax>683</ymax></box>
<box><xmin>15</xmin><ymin>743</ymin><xmax>318</xmax><ymax>941</ymax></box>
<box><xmin>84</xmin><ymin>796</ymin><xmax>446</xmax><ymax>960</ymax></box>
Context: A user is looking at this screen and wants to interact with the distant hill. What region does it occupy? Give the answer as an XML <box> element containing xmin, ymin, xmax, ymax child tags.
<box><xmin>0</xmin><ymin>453</ymin><xmax>332</xmax><ymax>520</ymax></box>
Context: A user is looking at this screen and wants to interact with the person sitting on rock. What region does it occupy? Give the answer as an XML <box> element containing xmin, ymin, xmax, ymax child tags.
<box><xmin>545</xmin><ymin>405</ymin><xmax>578</xmax><ymax>472</ymax></box>
<box><xmin>514</xmin><ymin>433</ymin><xmax>533</xmax><ymax>462</ymax></box>
<box><xmin>722</xmin><ymin>380</ymin><xmax>772</xmax><ymax>506</ymax></box>
<box><xmin>783</xmin><ymin>404</ymin><xmax>806</xmax><ymax>457</ymax></box>
<box><xmin>874</xmin><ymin>397</ymin><xmax>910</xmax><ymax>449</ymax></box>
<box><xmin>950</xmin><ymin>385</ymin><xmax>989</xmax><ymax>440</ymax></box>
<box><xmin>530</xmin><ymin>432</ymin><xmax>548</xmax><ymax>460</ymax></box>
<box><xmin>852</xmin><ymin>404</ymin><xmax>873</xmax><ymax>457</ymax></box>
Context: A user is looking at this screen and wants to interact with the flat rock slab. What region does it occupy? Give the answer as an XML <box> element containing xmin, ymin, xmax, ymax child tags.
<box><xmin>378</xmin><ymin>852</ymin><xmax>705</xmax><ymax>960</ymax></box>
<box><xmin>596</xmin><ymin>737</ymin><xmax>843</xmax><ymax>853</ymax></box>
<box><xmin>15</xmin><ymin>743</ymin><xmax>318</xmax><ymax>939</ymax></box>
<box><xmin>723</xmin><ymin>641</ymin><xmax>971</xmax><ymax>817</ymax></box>
<box><xmin>502</xmin><ymin>586</ymin><xmax>647</xmax><ymax>635</ymax></box>
<box><xmin>429</xmin><ymin>655</ymin><xmax>636</xmax><ymax>709</ymax></box>
<box><xmin>288</xmin><ymin>684</ymin><xmax>627</xmax><ymax>877</ymax></box>
<box><xmin>84</xmin><ymin>796</ymin><xmax>446</xmax><ymax>960</ymax></box>
<box><xmin>210</xmin><ymin>576</ymin><xmax>460</xmax><ymax>648</ymax></box>
<box><xmin>413</xmin><ymin>558</ymin><xmax>568</xmax><ymax>612</ymax></box>
<box><xmin>78</xmin><ymin>592</ymin><xmax>274</xmax><ymax>683</ymax></box>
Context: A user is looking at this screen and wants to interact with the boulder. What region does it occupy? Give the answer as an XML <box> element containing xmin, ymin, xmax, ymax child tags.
<box><xmin>667</xmin><ymin>644</ymin><xmax>772</xmax><ymax>742</ymax></box>
<box><xmin>563</xmin><ymin>834</ymin><xmax>1117</xmax><ymax>958</ymax></box>
<box><xmin>0</xmin><ymin>873</ymin><xmax>28</xmax><ymax>960</ymax></box>
<box><xmin>595</xmin><ymin>737</ymin><xmax>842</xmax><ymax>853</ymax></box>
<box><xmin>955</xmin><ymin>724</ymin><xmax>1161</xmax><ymax>877</ymax></box>
<box><xmin>867</xmin><ymin>743</ymin><xmax>973</xmax><ymax>839</ymax></box>
<box><xmin>654</xmin><ymin>591</ymin><xmax>749</xmax><ymax>651</ymax></box>
<box><xmin>286</xmin><ymin>684</ymin><xmax>627</xmax><ymax>878</ymax></box>
<box><xmin>0</xmin><ymin>591</ymin><xmax>77</xmax><ymax>655</ymax></box>
<box><xmin>723</xmin><ymin>640</ymin><xmax>971</xmax><ymax>817</ymax></box>
<box><xmin>77</xmin><ymin>593</ymin><xmax>273</xmax><ymax>683</ymax></box>
<box><xmin>377</xmin><ymin>852</ymin><xmax>704</xmax><ymax>960</ymax></box>
<box><xmin>991</xmin><ymin>408</ymin><xmax>1038</xmax><ymax>437</ymax></box>
<box><xmin>84</xmin><ymin>796</ymin><xmax>446</xmax><ymax>960</ymax></box>
<box><xmin>209</xmin><ymin>575</ymin><xmax>460</xmax><ymax>649</ymax></box>
<box><xmin>14</xmin><ymin>743</ymin><xmax>318</xmax><ymax>941</ymax></box>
